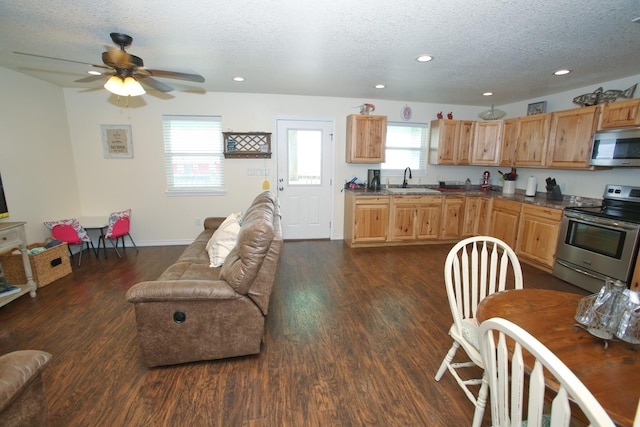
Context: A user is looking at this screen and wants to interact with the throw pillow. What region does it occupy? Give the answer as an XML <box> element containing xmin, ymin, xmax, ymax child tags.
<box><xmin>206</xmin><ymin>212</ymin><xmax>242</xmax><ymax>267</ymax></box>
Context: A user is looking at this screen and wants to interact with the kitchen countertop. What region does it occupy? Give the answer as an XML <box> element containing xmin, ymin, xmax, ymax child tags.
<box><xmin>345</xmin><ymin>186</ymin><xmax>601</xmax><ymax>210</ymax></box>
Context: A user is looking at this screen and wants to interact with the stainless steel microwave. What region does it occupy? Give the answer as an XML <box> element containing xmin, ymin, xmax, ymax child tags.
<box><xmin>589</xmin><ymin>127</ymin><xmax>640</xmax><ymax>167</ymax></box>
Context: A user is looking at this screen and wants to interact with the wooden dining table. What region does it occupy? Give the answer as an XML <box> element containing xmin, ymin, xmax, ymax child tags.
<box><xmin>477</xmin><ymin>288</ymin><xmax>640</xmax><ymax>427</ymax></box>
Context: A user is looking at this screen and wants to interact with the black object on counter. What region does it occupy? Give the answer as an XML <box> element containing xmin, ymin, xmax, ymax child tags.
<box><xmin>545</xmin><ymin>177</ymin><xmax>563</xmax><ymax>201</ymax></box>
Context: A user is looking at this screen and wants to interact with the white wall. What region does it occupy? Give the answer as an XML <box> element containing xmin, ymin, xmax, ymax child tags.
<box><xmin>1</xmin><ymin>65</ymin><xmax>638</xmax><ymax>245</ymax></box>
<box><xmin>0</xmin><ymin>67</ymin><xmax>80</xmax><ymax>243</ymax></box>
<box><xmin>62</xmin><ymin>89</ymin><xmax>482</xmax><ymax>243</ymax></box>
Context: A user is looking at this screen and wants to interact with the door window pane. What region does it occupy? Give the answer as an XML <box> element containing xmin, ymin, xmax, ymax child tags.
<box><xmin>288</xmin><ymin>130</ymin><xmax>321</xmax><ymax>185</ymax></box>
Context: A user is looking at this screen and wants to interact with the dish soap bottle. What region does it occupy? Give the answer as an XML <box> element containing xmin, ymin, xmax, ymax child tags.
<box><xmin>464</xmin><ymin>178</ymin><xmax>471</xmax><ymax>191</ymax></box>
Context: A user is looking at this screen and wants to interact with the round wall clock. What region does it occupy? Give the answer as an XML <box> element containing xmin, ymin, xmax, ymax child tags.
<box><xmin>401</xmin><ymin>105</ymin><xmax>412</xmax><ymax>121</ymax></box>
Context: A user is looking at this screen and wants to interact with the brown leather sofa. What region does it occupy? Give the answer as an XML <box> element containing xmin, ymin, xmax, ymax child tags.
<box><xmin>126</xmin><ymin>191</ymin><xmax>283</xmax><ymax>367</ymax></box>
<box><xmin>0</xmin><ymin>350</ymin><xmax>52</xmax><ymax>427</ymax></box>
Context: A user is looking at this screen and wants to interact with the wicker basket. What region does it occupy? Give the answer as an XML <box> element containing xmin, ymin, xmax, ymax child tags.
<box><xmin>0</xmin><ymin>242</ymin><xmax>72</xmax><ymax>287</ymax></box>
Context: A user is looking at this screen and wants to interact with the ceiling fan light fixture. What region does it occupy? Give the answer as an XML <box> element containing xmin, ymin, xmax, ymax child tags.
<box><xmin>104</xmin><ymin>75</ymin><xmax>145</xmax><ymax>96</ymax></box>
<box><xmin>104</xmin><ymin>75</ymin><xmax>129</xmax><ymax>96</ymax></box>
<box><xmin>123</xmin><ymin>76</ymin><xmax>145</xmax><ymax>96</ymax></box>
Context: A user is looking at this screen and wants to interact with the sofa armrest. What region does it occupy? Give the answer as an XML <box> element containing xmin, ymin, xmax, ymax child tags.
<box><xmin>0</xmin><ymin>350</ymin><xmax>51</xmax><ymax>413</ymax></box>
<box><xmin>126</xmin><ymin>280</ymin><xmax>241</xmax><ymax>303</ymax></box>
<box><xmin>203</xmin><ymin>217</ymin><xmax>225</xmax><ymax>231</ymax></box>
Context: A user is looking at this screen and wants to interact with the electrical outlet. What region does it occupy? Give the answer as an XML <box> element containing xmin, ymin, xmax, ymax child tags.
<box><xmin>194</xmin><ymin>218</ymin><xmax>201</xmax><ymax>226</ymax></box>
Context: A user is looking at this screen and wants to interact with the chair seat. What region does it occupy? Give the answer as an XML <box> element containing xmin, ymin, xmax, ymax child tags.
<box><xmin>459</xmin><ymin>318</ymin><xmax>480</xmax><ymax>350</ymax></box>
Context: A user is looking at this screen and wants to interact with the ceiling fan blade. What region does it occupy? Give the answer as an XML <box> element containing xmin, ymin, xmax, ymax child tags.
<box><xmin>102</xmin><ymin>49</ymin><xmax>143</xmax><ymax>69</ymax></box>
<box><xmin>13</xmin><ymin>51</ymin><xmax>109</xmax><ymax>69</ymax></box>
<box><xmin>74</xmin><ymin>73</ymin><xmax>112</xmax><ymax>83</ymax></box>
<box><xmin>138</xmin><ymin>75</ymin><xmax>174</xmax><ymax>92</ymax></box>
<box><xmin>143</xmin><ymin>68</ymin><xmax>205</xmax><ymax>83</ymax></box>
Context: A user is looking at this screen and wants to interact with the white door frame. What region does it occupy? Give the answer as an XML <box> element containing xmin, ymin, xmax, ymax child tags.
<box><xmin>273</xmin><ymin>116</ymin><xmax>335</xmax><ymax>239</ymax></box>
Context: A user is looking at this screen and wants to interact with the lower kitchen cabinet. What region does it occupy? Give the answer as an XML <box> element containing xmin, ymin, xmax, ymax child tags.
<box><xmin>489</xmin><ymin>198</ymin><xmax>521</xmax><ymax>249</ymax></box>
<box><xmin>516</xmin><ymin>204</ymin><xmax>563</xmax><ymax>271</ymax></box>
<box><xmin>463</xmin><ymin>196</ymin><xmax>492</xmax><ymax>236</ymax></box>
<box><xmin>389</xmin><ymin>195</ymin><xmax>442</xmax><ymax>241</ymax></box>
<box><xmin>440</xmin><ymin>196</ymin><xmax>465</xmax><ymax>239</ymax></box>
<box><xmin>344</xmin><ymin>193</ymin><xmax>390</xmax><ymax>246</ymax></box>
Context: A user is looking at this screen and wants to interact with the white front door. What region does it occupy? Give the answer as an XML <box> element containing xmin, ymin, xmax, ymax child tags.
<box><xmin>276</xmin><ymin>118</ymin><xmax>333</xmax><ymax>239</ymax></box>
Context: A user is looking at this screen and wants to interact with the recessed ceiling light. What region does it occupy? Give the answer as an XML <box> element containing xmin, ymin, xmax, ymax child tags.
<box><xmin>233</xmin><ymin>76</ymin><xmax>245</xmax><ymax>82</ymax></box>
<box><xmin>483</xmin><ymin>92</ymin><xmax>494</xmax><ymax>96</ymax></box>
<box><xmin>416</xmin><ymin>55</ymin><xmax>433</xmax><ymax>62</ymax></box>
<box><xmin>374</xmin><ymin>84</ymin><xmax>386</xmax><ymax>89</ymax></box>
<box><xmin>88</xmin><ymin>70</ymin><xmax>101</xmax><ymax>75</ymax></box>
<box><xmin>553</xmin><ymin>69</ymin><xmax>571</xmax><ymax>76</ymax></box>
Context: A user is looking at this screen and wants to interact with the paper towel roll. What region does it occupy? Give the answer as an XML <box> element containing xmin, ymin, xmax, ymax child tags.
<box><xmin>525</xmin><ymin>176</ymin><xmax>537</xmax><ymax>196</ymax></box>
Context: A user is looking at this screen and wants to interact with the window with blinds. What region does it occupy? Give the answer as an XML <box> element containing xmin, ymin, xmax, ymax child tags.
<box><xmin>162</xmin><ymin>115</ymin><xmax>224</xmax><ymax>194</ymax></box>
<box><xmin>381</xmin><ymin>122</ymin><xmax>429</xmax><ymax>176</ymax></box>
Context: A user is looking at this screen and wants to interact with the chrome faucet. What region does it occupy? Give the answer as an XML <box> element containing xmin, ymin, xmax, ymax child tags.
<box><xmin>402</xmin><ymin>167</ymin><xmax>412</xmax><ymax>188</ymax></box>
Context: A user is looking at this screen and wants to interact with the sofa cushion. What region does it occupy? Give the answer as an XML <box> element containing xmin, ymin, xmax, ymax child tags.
<box><xmin>220</xmin><ymin>205</ymin><xmax>274</xmax><ymax>295</ymax></box>
<box><xmin>158</xmin><ymin>262</ymin><xmax>222</xmax><ymax>281</ymax></box>
<box><xmin>206</xmin><ymin>212</ymin><xmax>242</xmax><ymax>267</ymax></box>
<box><xmin>176</xmin><ymin>229</ymin><xmax>213</xmax><ymax>264</ymax></box>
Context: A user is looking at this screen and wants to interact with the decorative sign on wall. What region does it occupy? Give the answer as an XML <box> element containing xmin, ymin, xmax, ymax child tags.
<box><xmin>101</xmin><ymin>125</ymin><xmax>133</xmax><ymax>159</ymax></box>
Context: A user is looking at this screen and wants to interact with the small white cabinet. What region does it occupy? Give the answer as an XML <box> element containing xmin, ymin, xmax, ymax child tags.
<box><xmin>0</xmin><ymin>222</ymin><xmax>37</xmax><ymax>307</ymax></box>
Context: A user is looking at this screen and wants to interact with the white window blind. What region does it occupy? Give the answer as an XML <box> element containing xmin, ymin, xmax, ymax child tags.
<box><xmin>162</xmin><ymin>115</ymin><xmax>224</xmax><ymax>194</ymax></box>
<box><xmin>381</xmin><ymin>122</ymin><xmax>429</xmax><ymax>175</ymax></box>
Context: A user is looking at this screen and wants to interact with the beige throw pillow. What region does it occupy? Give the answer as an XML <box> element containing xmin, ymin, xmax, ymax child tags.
<box><xmin>206</xmin><ymin>212</ymin><xmax>242</xmax><ymax>267</ymax></box>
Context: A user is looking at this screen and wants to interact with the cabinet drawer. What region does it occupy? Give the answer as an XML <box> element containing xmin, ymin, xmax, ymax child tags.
<box><xmin>0</xmin><ymin>228</ymin><xmax>20</xmax><ymax>250</ymax></box>
<box><xmin>354</xmin><ymin>195</ymin><xmax>390</xmax><ymax>205</ymax></box>
<box><xmin>391</xmin><ymin>195</ymin><xmax>442</xmax><ymax>204</ymax></box>
<box><xmin>521</xmin><ymin>204</ymin><xmax>563</xmax><ymax>221</ymax></box>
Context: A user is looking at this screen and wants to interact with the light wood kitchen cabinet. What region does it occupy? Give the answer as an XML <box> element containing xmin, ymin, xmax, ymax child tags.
<box><xmin>388</xmin><ymin>195</ymin><xmax>442</xmax><ymax>241</ymax></box>
<box><xmin>346</xmin><ymin>114</ymin><xmax>387</xmax><ymax>163</ymax></box>
<box><xmin>429</xmin><ymin>119</ymin><xmax>474</xmax><ymax>165</ymax></box>
<box><xmin>462</xmin><ymin>197</ymin><xmax>480</xmax><ymax>236</ymax></box>
<box><xmin>463</xmin><ymin>196</ymin><xmax>493</xmax><ymax>236</ymax></box>
<box><xmin>477</xmin><ymin>197</ymin><xmax>492</xmax><ymax>235</ymax></box>
<box><xmin>514</xmin><ymin>113</ymin><xmax>550</xmax><ymax>167</ymax></box>
<box><xmin>599</xmin><ymin>98</ymin><xmax>640</xmax><ymax>129</ymax></box>
<box><xmin>489</xmin><ymin>198</ymin><xmax>521</xmax><ymax>249</ymax></box>
<box><xmin>499</xmin><ymin>118</ymin><xmax>518</xmax><ymax>166</ymax></box>
<box><xmin>516</xmin><ymin>204</ymin><xmax>563</xmax><ymax>271</ymax></box>
<box><xmin>546</xmin><ymin>105</ymin><xmax>599</xmax><ymax>169</ymax></box>
<box><xmin>471</xmin><ymin>121</ymin><xmax>502</xmax><ymax>165</ymax></box>
<box><xmin>344</xmin><ymin>193</ymin><xmax>390</xmax><ymax>246</ymax></box>
<box><xmin>440</xmin><ymin>196</ymin><xmax>465</xmax><ymax>239</ymax></box>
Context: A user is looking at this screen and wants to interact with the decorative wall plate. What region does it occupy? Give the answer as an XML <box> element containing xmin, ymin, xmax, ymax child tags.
<box><xmin>401</xmin><ymin>105</ymin><xmax>412</xmax><ymax>121</ymax></box>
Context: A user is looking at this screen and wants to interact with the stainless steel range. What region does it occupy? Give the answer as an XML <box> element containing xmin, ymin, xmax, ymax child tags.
<box><xmin>553</xmin><ymin>184</ymin><xmax>640</xmax><ymax>293</ymax></box>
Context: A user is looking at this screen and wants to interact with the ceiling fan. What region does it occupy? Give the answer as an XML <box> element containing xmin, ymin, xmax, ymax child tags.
<box><xmin>14</xmin><ymin>32</ymin><xmax>205</xmax><ymax>96</ymax></box>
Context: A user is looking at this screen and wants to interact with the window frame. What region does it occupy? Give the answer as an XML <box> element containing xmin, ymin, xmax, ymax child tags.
<box><xmin>162</xmin><ymin>115</ymin><xmax>225</xmax><ymax>196</ymax></box>
<box><xmin>381</xmin><ymin>121</ymin><xmax>430</xmax><ymax>177</ymax></box>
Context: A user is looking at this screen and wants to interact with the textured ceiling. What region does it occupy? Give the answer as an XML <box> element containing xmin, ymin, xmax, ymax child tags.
<box><xmin>1</xmin><ymin>0</ymin><xmax>639</xmax><ymax>105</ymax></box>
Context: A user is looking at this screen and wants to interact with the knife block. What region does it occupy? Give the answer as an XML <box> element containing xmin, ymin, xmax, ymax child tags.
<box><xmin>546</xmin><ymin>185</ymin><xmax>563</xmax><ymax>201</ymax></box>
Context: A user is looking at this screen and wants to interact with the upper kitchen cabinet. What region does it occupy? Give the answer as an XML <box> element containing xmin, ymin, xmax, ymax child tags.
<box><xmin>546</xmin><ymin>105</ymin><xmax>600</xmax><ymax>169</ymax></box>
<box><xmin>346</xmin><ymin>114</ymin><xmax>387</xmax><ymax>163</ymax></box>
<box><xmin>599</xmin><ymin>98</ymin><xmax>640</xmax><ymax>129</ymax></box>
<box><xmin>514</xmin><ymin>113</ymin><xmax>550</xmax><ymax>167</ymax></box>
<box><xmin>471</xmin><ymin>120</ymin><xmax>502</xmax><ymax>165</ymax></box>
<box><xmin>499</xmin><ymin>118</ymin><xmax>518</xmax><ymax>166</ymax></box>
<box><xmin>429</xmin><ymin>119</ymin><xmax>474</xmax><ymax>165</ymax></box>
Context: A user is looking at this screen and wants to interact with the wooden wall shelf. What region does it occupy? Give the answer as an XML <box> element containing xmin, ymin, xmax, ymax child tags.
<box><xmin>223</xmin><ymin>132</ymin><xmax>272</xmax><ymax>158</ymax></box>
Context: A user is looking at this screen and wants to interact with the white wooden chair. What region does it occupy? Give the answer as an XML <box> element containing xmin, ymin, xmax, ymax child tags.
<box><xmin>479</xmin><ymin>317</ymin><xmax>615</xmax><ymax>427</ymax></box>
<box><xmin>435</xmin><ymin>236</ymin><xmax>523</xmax><ymax>427</ymax></box>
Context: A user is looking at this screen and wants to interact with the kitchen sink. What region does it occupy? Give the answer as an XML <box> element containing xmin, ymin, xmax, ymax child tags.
<box><xmin>386</xmin><ymin>187</ymin><xmax>441</xmax><ymax>194</ymax></box>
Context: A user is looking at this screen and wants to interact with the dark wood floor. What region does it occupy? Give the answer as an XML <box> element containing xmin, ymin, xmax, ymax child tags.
<box><xmin>0</xmin><ymin>241</ymin><xmax>588</xmax><ymax>426</ymax></box>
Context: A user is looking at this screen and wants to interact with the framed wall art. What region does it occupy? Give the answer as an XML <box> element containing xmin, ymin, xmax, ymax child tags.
<box><xmin>101</xmin><ymin>125</ymin><xmax>133</xmax><ymax>159</ymax></box>
<box><xmin>527</xmin><ymin>101</ymin><xmax>547</xmax><ymax>116</ymax></box>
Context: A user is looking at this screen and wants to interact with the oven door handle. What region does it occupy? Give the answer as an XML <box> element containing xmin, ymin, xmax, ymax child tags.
<box><xmin>563</xmin><ymin>212</ymin><xmax>638</xmax><ymax>231</ymax></box>
<box><xmin>555</xmin><ymin>259</ymin><xmax>607</xmax><ymax>281</ymax></box>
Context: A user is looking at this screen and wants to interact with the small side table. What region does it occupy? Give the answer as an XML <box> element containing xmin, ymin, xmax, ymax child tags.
<box><xmin>0</xmin><ymin>222</ymin><xmax>37</xmax><ymax>307</ymax></box>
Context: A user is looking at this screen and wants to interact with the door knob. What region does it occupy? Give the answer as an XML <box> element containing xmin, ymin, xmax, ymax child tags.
<box><xmin>279</xmin><ymin>187</ymin><xmax>284</xmax><ymax>191</ymax></box>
